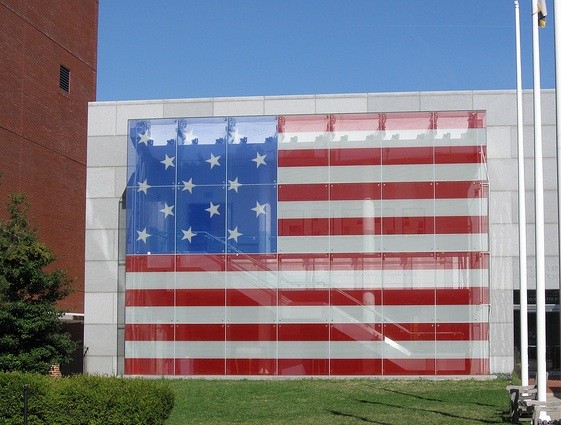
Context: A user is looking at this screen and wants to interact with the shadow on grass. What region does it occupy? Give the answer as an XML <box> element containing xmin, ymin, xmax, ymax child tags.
<box><xmin>380</xmin><ymin>387</ymin><xmax>444</xmax><ymax>403</ymax></box>
<box><xmin>356</xmin><ymin>399</ymin><xmax>502</xmax><ymax>424</ymax></box>
<box><xmin>327</xmin><ymin>410</ymin><xmax>391</xmax><ymax>424</ymax></box>
<box><xmin>378</xmin><ymin>387</ymin><xmax>498</xmax><ymax>408</ymax></box>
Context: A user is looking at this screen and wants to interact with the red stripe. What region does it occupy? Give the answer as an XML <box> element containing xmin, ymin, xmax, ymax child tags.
<box><xmin>126</xmin><ymin>288</ymin><xmax>488</xmax><ymax>308</ymax></box>
<box><xmin>434</xmin><ymin>358</ymin><xmax>489</xmax><ymax>375</ymax></box>
<box><xmin>331</xmin><ymin>290</ymin><xmax>382</xmax><ymax>306</ymax></box>
<box><xmin>329</xmin><ymin>113</ymin><xmax>383</xmax><ymax>132</ymax></box>
<box><xmin>227</xmin><ymin>254</ymin><xmax>278</xmax><ymax>272</ymax></box>
<box><xmin>330</xmin><ymin>359</ymin><xmax>383</xmax><ymax>375</ymax></box>
<box><xmin>435</xmin><ymin>146</ymin><xmax>485</xmax><ymax>164</ymax></box>
<box><xmin>278</xmin><ymin>181</ymin><xmax>487</xmax><ymax>202</ymax></box>
<box><xmin>227</xmin><ymin>324</ymin><xmax>276</xmax><ymax>341</ymax></box>
<box><xmin>331</xmin><ymin>323</ymin><xmax>383</xmax><ymax>342</ymax></box>
<box><xmin>434</xmin><ymin>181</ymin><xmax>488</xmax><ymax>199</ymax></box>
<box><xmin>382</xmin><ymin>358</ymin><xmax>489</xmax><ymax>375</ymax></box>
<box><xmin>382</xmin><ymin>147</ymin><xmax>432</xmax><ymax>165</ymax></box>
<box><xmin>124</xmin><ymin>357</ymin><xmax>488</xmax><ymax>375</ymax></box>
<box><xmin>278</xmin><ymin>115</ymin><xmax>330</xmax><ymax>133</ymax></box>
<box><xmin>278</xmin><ymin>149</ymin><xmax>328</xmax><ymax>167</ymax></box>
<box><xmin>175</xmin><ymin>359</ymin><xmax>225</xmax><ymax>375</ymax></box>
<box><xmin>125</xmin><ymin>358</ymin><xmax>175</xmax><ymax>375</ymax></box>
<box><xmin>126</xmin><ymin>289</ymin><xmax>174</xmax><ymax>307</ymax></box>
<box><xmin>126</xmin><ymin>252</ymin><xmax>488</xmax><ymax>273</ymax></box>
<box><xmin>278</xmin><ymin>253</ymin><xmax>330</xmax><ymax>270</ymax></box>
<box><xmin>278</xmin><ymin>112</ymin><xmax>486</xmax><ymax>133</ymax></box>
<box><xmin>331</xmin><ymin>148</ymin><xmax>381</xmax><ymax>166</ymax></box>
<box><xmin>176</xmin><ymin>254</ymin><xmax>225</xmax><ymax>272</ymax></box>
<box><xmin>278</xmin><ymin>216</ymin><xmax>487</xmax><ymax>236</ymax></box>
<box><xmin>435</xmin><ymin>216</ymin><xmax>488</xmax><ymax>234</ymax></box>
<box><xmin>383</xmin><ymin>359</ymin><xmax>435</xmax><ymax>375</ymax></box>
<box><xmin>278</xmin><ymin>324</ymin><xmax>330</xmax><ymax>341</ymax></box>
<box><xmin>436</xmin><ymin>287</ymin><xmax>489</xmax><ymax>305</ymax></box>
<box><xmin>382</xmin><ymin>182</ymin><xmax>433</xmax><ymax>200</ymax></box>
<box><xmin>331</xmin><ymin>183</ymin><xmax>382</xmax><ymax>200</ymax></box>
<box><xmin>125</xmin><ymin>324</ymin><xmax>175</xmax><ymax>341</ymax></box>
<box><xmin>126</xmin><ymin>255</ymin><xmax>175</xmax><ymax>272</ymax></box>
<box><xmin>176</xmin><ymin>289</ymin><xmax>225</xmax><ymax>306</ymax></box>
<box><xmin>331</xmin><ymin>359</ymin><xmax>488</xmax><ymax>375</ymax></box>
<box><xmin>226</xmin><ymin>359</ymin><xmax>276</xmax><ymax>375</ymax></box>
<box><xmin>383</xmin><ymin>323</ymin><xmax>436</xmax><ymax>341</ymax></box>
<box><xmin>278</xmin><ymin>183</ymin><xmax>329</xmax><ymax>201</ymax></box>
<box><xmin>279</xmin><ymin>290</ymin><xmax>329</xmax><ymax>306</ymax></box>
<box><xmin>383</xmin><ymin>252</ymin><xmax>489</xmax><ymax>270</ymax></box>
<box><xmin>125</xmin><ymin>322</ymin><xmax>487</xmax><ymax>342</ymax></box>
<box><xmin>278</xmin><ymin>359</ymin><xmax>329</xmax><ymax>375</ymax></box>
<box><xmin>177</xmin><ymin>324</ymin><xmax>224</xmax><ymax>341</ymax></box>
<box><xmin>435</xmin><ymin>323</ymin><xmax>489</xmax><ymax>341</ymax></box>
<box><xmin>278</xmin><ymin>218</ymin><xmax>329</xmax><ymax>236</ymax></box>
<box><xmin>278</xmin><ymin>146</ymin><xmax>485</xmax><ymax>168</ymax></box>
<box><xmin>228</xmin><ymin>289</ymin><xmax>277</xmax><ymax>307</ymax></box>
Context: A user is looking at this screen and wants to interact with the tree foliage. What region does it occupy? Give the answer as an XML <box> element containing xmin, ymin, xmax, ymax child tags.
<box><xmin>0</xmin><ymin>194</ymin><xmax>76</xmax><ymax>373</ymax></box>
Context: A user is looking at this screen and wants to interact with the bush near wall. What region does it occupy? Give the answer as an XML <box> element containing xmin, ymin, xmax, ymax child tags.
<box><xmin>0</xmin><ymin>372</ymin><xmax>174</xmax><ymax>425</ymax></box>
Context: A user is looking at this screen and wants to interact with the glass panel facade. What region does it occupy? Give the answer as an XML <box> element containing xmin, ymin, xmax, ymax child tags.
<box><xmin>125</xmin><ymin>111</ymin><xmax>489</xmax><ymax>376</ymax></box>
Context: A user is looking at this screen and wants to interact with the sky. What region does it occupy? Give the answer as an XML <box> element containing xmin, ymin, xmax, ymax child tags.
<box><xmin>96</xmin><ymin>0</ymin><xmax>557</xmax><ymax>102</ymax></box>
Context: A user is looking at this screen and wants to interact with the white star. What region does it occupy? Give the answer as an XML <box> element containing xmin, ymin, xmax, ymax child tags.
<box><xmin>160</xmin><ymin>154</ymin><xmax>175</xmax><ymax>169</ymax></box>
<box><xmin>205</xmin><ymin>202</ymin><xmax>220</xmax><ymax>217</ymax></box>
<box><xmin>137</xmin><ymin>179</ymin><xmax>151</xmax><ymax>194</ymax></box>
<box><xmin>182</xmin><ymin>178</ymin><xmax>196</xmax><ymax>193</ymax></box>
<box><xmin>252</xmin><ymin>152</ymin><xmax>267</xmax><ymax>168</ymax></box>
<box><xmin>227</xmin><ymin>226</ymin><xmax>243</xmax><ymax>242</ymax></box>
<box><xmin>138</xmin><ymin>132</ymin><xmax>151</xmax><ymax>145</ymax></box>
<box><xmin>228</xmin><ymin>177</ymin><xmax>242</xmax><ymax>193</ymax></box>
<box><xmin>251</xmin><ymin>201</ymin><xmax>268</xmax><ymax>217</ymax></box>
<box><xmin>231</xmin><ymin>128</ymin><xmax>244</xmax><ymax>143</ymax></box>
<box><xmin>183</xmin><ymin>129</ymin><xmax>196</xmax><ymax>144</ymax></box>
<box><xmin>206</xmin><ymin>153</ymin><xmax>221</xmax><ymax>169</ymax></box>
<box><xmin>159</xmin><ymin>203</ymin><xmax>174</xmax><ymax>218</ymax></box>
<box><xmin>136</xmin><ymin>228</ymin><xmax>150</xmax><ymax>243</ymax></box>
<box><xmin>181</xmin><ymin>227</ymin><xmax>196</xmax><ymax>242</ymax></box>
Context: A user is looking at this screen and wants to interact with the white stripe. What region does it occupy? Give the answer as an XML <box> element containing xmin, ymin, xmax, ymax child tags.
<box><xmin>434</xmin><ymin>234</ymin><xmax>488</xmax><ymax>252</ymax></box>
<box><xmin>331</xmin><ymin>305</ymin><xmax>489</xmax><ymax>324</ymax></box>
<box><xmin>126</xmin><ymin>305</ymin><xmax>488</xmax><ymax>324</ymax></box>
<box><xmin>278</xmin><ymin>199</ymin><xmax>488</xmax><ymax>219</ymax></box>
<box><xmin>125</xmin><ymin>340</ymin><xmax>488</xmax><ymax>360</ymax></box>
<box><xmin>277</xmin><ymin>234</ymin><xmax>488</xmax><ymax>253</ymax></box>
<box><xmin>278</xmin><ymin>129</ymin><xmax>486</xmax><ymax>149</ymax></box>
<box><xmin>126</xmin><ymin>269</ymin><xmax>488</xmax><ymax>290</ymax></box>
<box><xmin>126</xmin><ymin>272</ymin><xmax>176</xmax><ymax>289</ymax></box>
<box><xmin>279</xmin><ymin>164</ymin><xmax>486</xmax><ymax>184</ymax></box>
<box><xmin>278</xmin><ymin>166</ymin><xmax>328</xmax><ymax>184</ymax></box>
<box><xmin>278</xmin><ymin>236</ymin><xmax>331</xmax><ymax>253</ymax></box>
<box><xmin>278</xmin><ymin>132</ymin><xmax>331</xmax><ymax>147</ymax></box>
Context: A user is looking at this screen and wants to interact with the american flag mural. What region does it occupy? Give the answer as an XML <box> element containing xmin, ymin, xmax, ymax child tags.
<box><xmin>125</xmin><ymin>111</ymin><xmax>489</xmax><ymax>376</ymax></box>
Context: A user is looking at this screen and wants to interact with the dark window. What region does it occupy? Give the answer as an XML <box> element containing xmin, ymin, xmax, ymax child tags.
<box><xmin>59</xmin><ymin>65</ymin><xmax>70</xmax><ymax>92</ymax></box>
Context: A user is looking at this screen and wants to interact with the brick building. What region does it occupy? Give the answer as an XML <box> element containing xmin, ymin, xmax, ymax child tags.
<box><xmin>0</xmin><ymin>0</ymin><xmax>98</xmax><ymax>314</ymax></box>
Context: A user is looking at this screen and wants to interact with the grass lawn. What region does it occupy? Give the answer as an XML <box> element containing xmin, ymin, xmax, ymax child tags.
<box><xmin>166</xmin><ymin>378</ymin><xmax>511</xmax><ymax>424</ymax></box>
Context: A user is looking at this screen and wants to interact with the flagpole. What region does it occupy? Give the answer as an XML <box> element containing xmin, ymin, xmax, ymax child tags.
<box><xmin>531</xmin><ymin>0</ymin><xmax>548</xmax><ymax>406</ymax></box>
<box><xmin>515</xmin><ymin>0</ymin><xmax>529</xmax><ymax>388</ymax></box>
<box><xmin>554</xmin><ymin>0</ymin><xmax>561</xmax><ymax>380</ymax></box>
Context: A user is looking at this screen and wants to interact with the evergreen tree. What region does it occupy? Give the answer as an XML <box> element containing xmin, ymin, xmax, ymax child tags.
<box><xmin>0</xmin><ymin>194</ymin><xmax>76</xmax><ymax>373</ymax></box>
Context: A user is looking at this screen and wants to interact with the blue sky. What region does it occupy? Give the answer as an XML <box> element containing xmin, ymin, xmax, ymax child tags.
<box><xmin>96</xmin><ymin>0</ymin><xmax>556</xmax><ymax>101</ymax></box>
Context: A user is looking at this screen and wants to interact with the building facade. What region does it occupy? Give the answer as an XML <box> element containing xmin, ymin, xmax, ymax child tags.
<box><xmin>0</xmin><ymin>0</ymin><xmax>98</xmax><ymax>314</ymax></box>
<box><xmin>85</xmin><ymin>90</ymin><xmax>559</xmax><ymax>376</ymax></box>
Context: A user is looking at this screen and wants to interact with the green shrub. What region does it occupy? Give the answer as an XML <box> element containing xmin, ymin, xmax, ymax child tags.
<box><xmin>0</xmin><ymin>373</ymin><xmax>174</xmax><ymax>425</ymax></box>
<box><xmin>0</xmin><ymin>372</ymin><xmax>54</xmax><ymax>424</ymax></box>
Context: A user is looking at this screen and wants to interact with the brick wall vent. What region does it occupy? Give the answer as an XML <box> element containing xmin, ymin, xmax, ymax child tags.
<box><xmin>59</xmin><ymin>65</ymin><xmax>70</xmax><ymax>92</ymax></box>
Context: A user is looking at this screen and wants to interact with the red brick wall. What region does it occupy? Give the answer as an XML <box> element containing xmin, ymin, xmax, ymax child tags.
<box><xmin>0</xmin><ymin>0</ymin><xmax>98</xmax><ymax>313</ymax></box>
